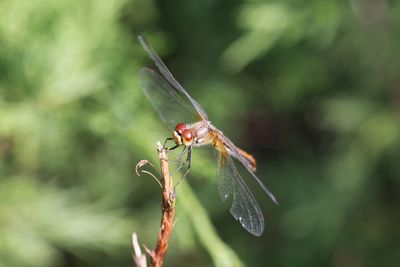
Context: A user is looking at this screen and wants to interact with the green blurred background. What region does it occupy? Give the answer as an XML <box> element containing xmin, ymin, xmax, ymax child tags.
<box><xmin>1</xmin><ymin>0</ymin><xmax>400</xmax><ymax>266</ymax></box>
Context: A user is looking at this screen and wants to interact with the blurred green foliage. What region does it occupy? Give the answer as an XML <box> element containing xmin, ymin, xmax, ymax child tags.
<box><xmin>1</xmin><ymin>0</ymin><xmax>400</xmax><ymax>267</ymax></box>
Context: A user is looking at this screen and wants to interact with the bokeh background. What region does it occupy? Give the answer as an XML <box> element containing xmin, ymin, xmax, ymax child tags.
<box><xmin>1</xmin><ymin>0</ymin><xmax>400</xmax><ymax>266</ymax></box>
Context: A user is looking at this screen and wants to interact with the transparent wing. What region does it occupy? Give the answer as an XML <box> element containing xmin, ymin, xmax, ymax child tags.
<box><xmin>218</xmin><ymin>134</ymin><xmax>278</xmax><ymax>204</ymax></box>
<box><xmin>217</xmin><ymin>151</ymin><xmax>265</xmax><ymax>236</ymax></box>
<box><xmin>138</xmin><ymin>35</ymin><xmax>208</xmax><ymax>121</ymax></box>
<box><xmin>139</xmin><ymin>68</ymin><xmax>198</xmax><ymax>129</ymax></box>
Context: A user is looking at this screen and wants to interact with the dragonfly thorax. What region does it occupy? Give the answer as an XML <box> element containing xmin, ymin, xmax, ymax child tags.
<box><xmin>173</xmin><ymin>123</ymin><xmax>194</xmax><ymax>146</ymax></box>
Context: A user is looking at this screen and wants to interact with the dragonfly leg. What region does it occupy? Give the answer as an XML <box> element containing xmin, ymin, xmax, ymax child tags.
<box><xmin>163</xmin><ymin>137</ymin><xmax>174</xmax><ymax>148</ymax></box>
<box><xmin>170</xmin><ymin>147</ymin><xmax>188</xmax><ymax>176</ymax></box>
<box><xmin>187</xmin><ymin>146</ymin><xmax>192</xmax><ymax>169</ymax></box>
<box><xmin>169</xmin><ymin>146</ymin><xmax>185</xmax><ymax>163</ymax></box>
<box><xmin>163</xmin><ymin>137</ymin><xmax>180</xmax><ymax>151</ymax></box>
<box><xmin>174</xmin><ymin>146</ymin><xmax>192</xmax><ymax>189</ymax></box>
<box><xmin>177</xmin><ymin>146</ymin><xmax>188</xmax><ymax>162</ymax></box>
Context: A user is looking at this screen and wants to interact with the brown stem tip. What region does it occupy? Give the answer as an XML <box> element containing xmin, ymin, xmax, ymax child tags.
<box><xmin>132</xmin><ymin>142</ymin><xmax>176</xmax><ymax>267</ymax></box>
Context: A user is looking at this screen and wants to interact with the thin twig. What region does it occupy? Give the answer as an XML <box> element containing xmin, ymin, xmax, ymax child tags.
<box><xmin>150</xmin><ymin>142</ymin><xmax>176</xmax><ymax>267</ymax></box>
<box><xmin>132</xmin><ymin>142</ymin><xmax>176</xmax><ymax>267</ymax></box>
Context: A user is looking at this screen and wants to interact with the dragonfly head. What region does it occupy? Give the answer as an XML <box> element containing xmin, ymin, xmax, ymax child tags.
<box><xmin>173</xmin><ymin>123</ymin><xmax>194</xmax><ymax>147</ymax></box>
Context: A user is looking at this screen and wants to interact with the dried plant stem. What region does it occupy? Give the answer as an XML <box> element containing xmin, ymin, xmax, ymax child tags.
<box><xmin>133</xmin><ymin>142</ymin><xmax>176</xmax><ymax>267</ymax></box>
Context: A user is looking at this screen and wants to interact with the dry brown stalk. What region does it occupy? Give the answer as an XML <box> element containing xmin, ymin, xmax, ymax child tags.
<box><xmin>133</xmin><ymin>142</ymin><xmax>176</xmax><ymax>267</ymax></box>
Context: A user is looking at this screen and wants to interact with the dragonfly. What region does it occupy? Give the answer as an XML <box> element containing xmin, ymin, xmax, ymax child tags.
<box><xmin>138</xmin><ymin>35</ymin><xmax>277</xmax><ymax>236</ymax></box>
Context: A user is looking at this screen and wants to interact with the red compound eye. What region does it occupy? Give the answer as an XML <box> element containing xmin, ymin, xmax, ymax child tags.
<box><xmin>175</xmin><ymin>123</ymin><xmax>186</xmax><ymax>132</ymax></box>
<box><xmin>182</xmin><ymin>129</ymin><xmax>193</xmax><ymax>142</ymax></box>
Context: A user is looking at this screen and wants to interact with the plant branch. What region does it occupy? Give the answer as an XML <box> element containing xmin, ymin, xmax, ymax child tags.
<box><xmin>133</xmin><ymin>142</ymin><xmax>176</xmax><ymax>267</ymax></box>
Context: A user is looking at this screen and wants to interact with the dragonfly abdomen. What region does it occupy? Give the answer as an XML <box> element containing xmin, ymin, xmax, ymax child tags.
<box><xmin>235</xmin><ymin>147</ymin><xmax>257</xmax><ymax>172</ymax></box>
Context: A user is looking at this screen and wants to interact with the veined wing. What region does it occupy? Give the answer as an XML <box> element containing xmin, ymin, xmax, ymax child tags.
<box><xmin>216</xmin><ymin>150</ymin><xmax>265</xmax><ymax>236</ymax></box>
<box><xmin>139</xmin><ymin>68</ymin><xmax>198</xmax><ymax>130</ymax></box>
<box><xmin>138</xmin><ymin>35</ymin><xmax>208</xmax><ymax>122</ymax></box>
<box><xmin>219</xmin><ymin>133</ymin><xmax>278</xmax><ymax>204</ymax></box>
